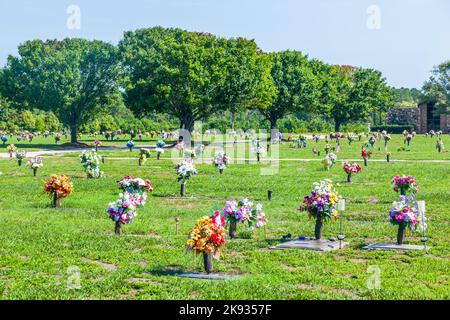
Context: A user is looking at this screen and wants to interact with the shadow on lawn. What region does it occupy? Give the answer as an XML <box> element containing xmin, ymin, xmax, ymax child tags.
<box><xmin>148</xmin><ymin>265</ymin><xmax>185</xmax><ymax>276</ymax></box>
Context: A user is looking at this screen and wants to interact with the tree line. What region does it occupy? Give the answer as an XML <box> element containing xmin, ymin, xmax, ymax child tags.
<box><xmin>1</xmin><ymin>26</ymin><xmax>446</xmax><ymax>143</ymax></box>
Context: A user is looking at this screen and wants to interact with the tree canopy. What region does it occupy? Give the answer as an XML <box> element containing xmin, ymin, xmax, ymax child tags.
<box><xmin>119</xmin><ymin>27</ymin><xmax>275</xmax><ymax>132</ymax></box>
<box><xmin>258</xmin><ymin>51</ymin><xmax>320</xmax><ymax>129</ymax></box>
<box><xmin>422</xmin><ymin>60</ymin><xmax>450</xmax><ymax>113</ymax></box>
<box><xmin>0</xmin><ymin>38</ymin><xmax>121</xmax><ymax>142</ymax></box>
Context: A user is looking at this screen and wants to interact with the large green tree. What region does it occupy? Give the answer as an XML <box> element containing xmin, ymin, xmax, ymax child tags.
<box><xmin>214</xmin><ymin>38</ymin><xmax>276</xmax><ymax>130</ymax></box>
<box><xmin>324</xmin><ymin>66</ymin><xmax>393</xmax><ymax>131</ymax></box>
<box><xmin>120</xmin><ymin>27</ymin><xmax>233</xmax><ymax>132</ymax></box>
<box><xmin>422</xmin><ymin>60</ymin><xmax>450</xmax><ymax>113</ymax></box>
<box><xmin>258</xmin><ymin>51</ymin><xmax>320</xmax><ymax>129</ymax></box>
<box><xmin>0</xmin><ymin>39</ymin><xmax>121</xmax><ymax>142</ymax></box>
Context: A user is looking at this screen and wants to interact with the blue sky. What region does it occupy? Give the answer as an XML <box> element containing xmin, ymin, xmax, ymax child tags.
<box><xmin>0</xmin><ymin>0</ymin><xmax>449</xmax><ymax>88</ymax></box>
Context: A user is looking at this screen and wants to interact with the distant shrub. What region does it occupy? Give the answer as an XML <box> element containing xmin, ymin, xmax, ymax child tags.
<box><xmin>372</xmin><ymin>125</ymin><xmax>416</xmax><ymax>133</ymax></box>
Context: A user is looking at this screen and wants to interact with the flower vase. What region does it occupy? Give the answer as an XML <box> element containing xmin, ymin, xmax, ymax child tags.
<box><xmin>18</xmin><ymin>159</ymin><xmax>22</xmax><ymax>166</ymax></box>
<box><xmin>203</xmin><ymin>252</ymin><xmax>213</xmax><ymax>274</ymax></box>
<box><xmin>53</xmin><ymin>193</ymin><xmax>61</xmax><ymax>208</ymax></box>
<box><xmin>387</xmin><ymin>154</ymin><xmax>390</xmax><ymax>162</ymax></box>
<box><xmin>400</xmin><ymin>189</ymin><xmax>406</xmax><ymax>196</ymax></box>
<box><xmin>229</xmin><ymin>221</ymin><xmax>237</xmax><ymax>239</ymax></box>
<box><xmin>315</xmin><ymin>218</ymin><xmax>323</xmax><ymax>240</ymax></box>
<box><xmin>364</xmin><ymin>157</ymin><xmax>368</xmax><ymax>167</ymax></box>
<box><xmin>347</xmin><ymin>173</ymin><xmax>352</xmax><ymax>183</ymax></box>
<box><xmin>138</xmin><ymin>158</ymin><xmax>142</xmax><ymax>166</ymax></box>
<box><xmin>95</xmin><ymin>146</ymin><xmax>98</xmax><ymax>152</ymax></box>
<box><xmin>157</xmin><ymin>152</ymin><xmax>161</xmax><ymax>160</ymax></box>
<box><xmin>397</xmin><ymin>223</ymin><xmax>406</xmax><ymax>245</ymax></box>
<box><xmin>180</xmin><ymin>182</ymin><xmax>186</xmax><ymax>197</ymax></box>
<box><xmin>219</xmin><ymin>169</ymin><xmax>223</xmax><ymax>175</ymax></box>
<box><xmin>33</xmin><ymin>168</ymin><xmax>37</xmax><ymax>177</ymax></box>
<box><xmin>115</xmin><ymin>221</ymin><xmax>122</xmax><ymax>235</ymax></box>
<box><xmin>101</xmin><ymin>156</ymin><xmax>105</xmax><ymax>164</ymax></box>
<box><xmin>268</xmin><ymin>190</ymin><xmax>273</xmax><ymax>201</ymax></box>
<box><xmin>9</xmin><ymin>152</ymin><xmax>12</xmax><ymax>158</ymax></box>
<box><xmin>257</xmin><ymin>153</ymin><xmax>260</xmax><ymax>163</ymax></box>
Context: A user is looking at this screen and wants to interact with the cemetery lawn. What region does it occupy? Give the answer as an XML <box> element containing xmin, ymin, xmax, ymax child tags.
<box><xmin>0</xmin><ymin>134</ymin><xmax>449</xmax><ymax>300</ymax></box>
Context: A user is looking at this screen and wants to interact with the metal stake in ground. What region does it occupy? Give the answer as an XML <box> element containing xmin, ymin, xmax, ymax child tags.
<box><xmin>338</xmin><ymin>199</ymin><xmax>346</xmax><ymax>249</ymax></box>
<box><xmin>175</xmin><ymin>217</ymin><xmax>180</xmax><ymax>235</ymax></box>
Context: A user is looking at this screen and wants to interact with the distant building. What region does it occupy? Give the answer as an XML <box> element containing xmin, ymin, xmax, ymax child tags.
<box><xmin>386</xmin><ymin>100</ymin><xmax>449</xmax><ymax>133</ymax></box>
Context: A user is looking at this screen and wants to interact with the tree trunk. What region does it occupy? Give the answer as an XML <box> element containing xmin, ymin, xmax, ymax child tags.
<box><xmin>231</xmin><ymin>112</ymin><xmax>236</xmax><ymax>131</ymax></box>
<box><xmin>70</xmin><ymin>124</ymin><xmax>78</xmax><ymax>143</ymax></box>
<box><xmin>180</xmin><ymin>111</ymin><xmax>195</xmax><ymax>133</ymax></box>
<box><xmin>334</xmin><ymin>120</ymin><xmax>341</xmax><ymax>132</ymax></box>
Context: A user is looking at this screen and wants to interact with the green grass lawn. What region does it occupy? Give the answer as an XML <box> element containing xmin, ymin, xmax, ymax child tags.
<box><xmin>0</xmin><ymin>134</ymin><xmax>449</xmax><ymax>300</ymax></box>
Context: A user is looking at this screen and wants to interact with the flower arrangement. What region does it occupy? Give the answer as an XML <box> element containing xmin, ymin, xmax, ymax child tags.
<box><xmin>43</xmin><ymin>174</ymin><xmax>73</xmax><ymax>208</ymax></box>
<box><xmin>107</xmin><ymin>193</ymin><xmax>138</xmax><ymax>235</ymax></box>
<box><xmin>186</xmin><ymin>210</ymin><xmax>226</xmax><ymax>273</ymax></box>
<box><xmin>391</xmin><ymin>175</ymin><xmax>419</xmax><ymax>196</ymax></box>
<box><xmin>155</xmin><ymin>140</ymin><xmax>166</xmax><ymax>160</ymax></box>
<box><xmin>251</xmin><ymin>140</ymin><xmax>266</xmax><ymax>162</ymax></box>
<box><xmin>212</xmin><ymin>150</ymin><xmax>230</xmax><ymax>174</ymax></box>
<box><xmin>361</xmin><ymin>147</ymin><xmax>372</xmax><ymax>166</ymax></box>
<box><xmin>343</xmin><ymin>162</ymin><xmax>362</xmax><ymax>183</ymax></box>
<box><xmin>313</xmin><ymin>133</ymin><xmax>320</xmax><ymax>143</ymax></box>
<box><xmin>186</xmin><ymin>210</ymin><xmax>226</xmax><ymax>256</ymax></box>
<box><xmin>222</xmin><ymin>198</ymin><xmax>268</xmax><ymax>238</ymax></box>
<box><xmin>92</xmin><ymin>140</ymin><xmax>102</xmax><ymax>152</ymax></box>
<box><xmin>194</xmin><ymin>144</ymin><xmax>205</xmax><ymax>158</ymax></box>
<box><xmin>176</xmin><ymin>159</ymin><xmax>197</xmax><ymax>183</ymax></box>
<box><xmin>383</xmin><ymin>134</ymin><xmax>391</xmax><ymax>147</ymax></box>
<box><xmin>79</xmin><ymin>150</ymin><xmax>103</xmax><ymax>178</ymax></box>
<box><xmin>16</xmin><ymin>150</ymin><xmax>26</xmax><ymax>166</ymax></box>
<box><xmin>117</xmin><ymin>176</ymin><xmax>153</xmax><ymax>207</ymax></box>
<box><xmin>176</xmin><ymin>159</ymin><xmax>197</xmax><ymax>196</ymax></box>
<box><xmin>436</xmin><ymin>139</ymin><xmax>444</xmax><ymax>152</ymax></box>
<box><xmin>126</xmin><ymin>140</ymin><xmax>135</xmax><ymax>151</ymax></box>
<box><xmin>388</xmin><ymin>196</ymin><xmax>426</xmax><ymax>245</ymax></box>
<box><xmin>347</xmin><ymin>133</ymin><xmax>355</xmax><ymax>145</ymax></box>
<box><xmin>322</xmin><ymin>153</ymin><xmax>337</xmax><ymax>170</ymax></box>
<box><xmin>299</xmin><ymin>179</ymin><xmax>339</xmax><ymax>240</ymax></box>
<box><xmin>138</xmin><ymin>148</ymin><xmax>151</xmax><ymax>165</ymax></box>
<box><xmin>405</xmin><ymin>134</ymin><xmax>413</xmax><ymax>146</ymax></box>
<box><xmin>27</xmin><ymin>156</ymin><xmax>43</xmax><ymax>176</ymax></box>
<box><xmin>6</xmin><ymin>144</ymin><xmax>17</xmax><ymax>158</ymax></box>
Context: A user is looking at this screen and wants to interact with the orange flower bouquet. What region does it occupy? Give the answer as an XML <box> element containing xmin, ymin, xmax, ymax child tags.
<box><xmin>44</xmin><ymin>174</ymin><xmax>74</xmax><ymax>208</ymax></box>
<box><xmin>186</xmin><ymin>211</ymin><xmax>226</xmax><ymax>273</ymax></box>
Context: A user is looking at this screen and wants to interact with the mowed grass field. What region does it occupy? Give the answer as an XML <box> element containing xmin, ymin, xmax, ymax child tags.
<box><xmin>0</xmin><ymin>134</ymin><xmax>449</xmax><ymax>300</ymax></box>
